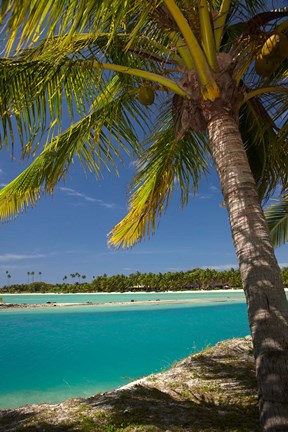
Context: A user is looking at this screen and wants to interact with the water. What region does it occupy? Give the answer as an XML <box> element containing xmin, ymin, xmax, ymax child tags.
<box><xmin>2</xmin><ymin>290</ymin><xmax>246</xmax><ymax>304</ymax></box>
<box><xmin>0</xmin><ymin>300</ymin><xmax>249</xmax><ymax>409</ymax></box>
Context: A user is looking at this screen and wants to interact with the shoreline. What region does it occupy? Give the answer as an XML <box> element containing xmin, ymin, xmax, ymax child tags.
<box><xmin>0</xmin><ymin>297</ymin><xmax>245</xmax><ymax>310</ymax></box>
<box><xmin>0</xmin><ymin>337</ymin><xmax>258</xmax><ymax>431</ymax></box>
<box><xmin>2</xmin><ymin>289</ymin><xmax>245</xmax><ymax>295</ymax></box>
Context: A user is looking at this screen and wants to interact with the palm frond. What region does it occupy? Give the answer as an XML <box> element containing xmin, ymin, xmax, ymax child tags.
<box><xmin>239</xmin><ymin>91</ymin><xmax>288</xmax><ymax>202</ymax></box>
<box><xmin>0</xmin><ymin>76</ymin><xmax>145</xmax><ymax>220</ymax></box>
<box><xmin>109</xmin><ymin>121</ymin><xmax>209</xmax><ymax>248</ymax></box>
<box><xmin>1</xmin><ymin>0</ymin><xmax>287</xmax><ymax>252</ymax></box>
<box><xmin>0</xmin><ymin>25</ymin><xmax>189</xmax><ymax>155</ymax></box>
<box><xmin>0</xmin><ymin>56</ymin><xmax>102</xmax><ymax>152</ymax></box>
<box><xmin>0</xmin><ymin>44</ymin><xmax>112</xmax><ymax>152</ymax></box>
<box><xmin>227</xmin><ymin>1</ymin><xmax>276</xmax><ymax>22</ymax></box>
<box><xmin>1</xmin><ymin>0</ymin><xmax>138</xmax><ymax>53</ymax></box>
<box><xmin>225</xmin><ymin>7</ymin><xmax>288</xmax><ymax>83</ymax></box>
<box><xmin>265</xmin><ymin>195</ymin><xmax>288</xmax><ymax>247</ymax></box>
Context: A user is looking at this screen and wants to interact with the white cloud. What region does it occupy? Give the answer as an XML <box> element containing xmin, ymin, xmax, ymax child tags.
<box><xmin>210</xmin><ymin>185</ymin><xmax>219</xmax><ymax>192</ymax></box>
<box><xmin>195</xmin><ymin>185</ymin><xmax>221</xmax><ymax>200</ymax></box>
<box><xmin>59</xmin><ymin>187</ymin><xmax>75</xmax><ymax>193</ymax></box>
<box><xmin>195</xmin><ymin>193</ymin><xmax>213</xmax><ymax>200</ymax></box>
<box><xmin>200</xmin><ymin>194</ymin><xmax>213</xmax><ymax>200</ymax></box>
<box><xmin>60</xmin><ymin>187</ymin><xmax>101</xmax><ymax>203</ymax></box>
<box><xmin>0</xmin><ymin>183</ymin><xmax>7</xmax><ymax>188</ymax></box>
<box><xmin>101</xmin><ymin>202</ymin><xmax>117</xmax><ymax>209</ymax></box>
<box><xmin>60</xmin><ymin>187</ymin><xmax>118</xmax><ymax>208</ymax></box>
<box><xmin>0</xmin><ymin>253</ymin><xmax>46</xmax><ymax>262</ymax></box>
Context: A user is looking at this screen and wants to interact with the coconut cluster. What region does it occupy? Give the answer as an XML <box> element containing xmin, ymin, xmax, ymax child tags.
<box><xmin>255</xmin><ymin>32</ymin><xmax>288</xmax><ymax>77</ymax></box>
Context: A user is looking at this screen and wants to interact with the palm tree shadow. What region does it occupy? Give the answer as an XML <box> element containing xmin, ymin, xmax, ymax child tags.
<box><xmin>87</xmin><ymin>381</ymin><xmax>259</xmax><ymax>431</ymax></box>
<box><xmin>0</xmin><ymin>410</ymin><xmax>74</xmax><ymax>431</ymax></box>
<box><xmin>84</xmin><ymin>340</ymin><xmax>259</xmax><ymax>431</ymax></box>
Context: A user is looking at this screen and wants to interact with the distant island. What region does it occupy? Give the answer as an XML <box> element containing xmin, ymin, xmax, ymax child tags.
<box><xmin>1</xmin><ymin>267</ymin><xmax>288</xmax><ymax>294</ymax></box>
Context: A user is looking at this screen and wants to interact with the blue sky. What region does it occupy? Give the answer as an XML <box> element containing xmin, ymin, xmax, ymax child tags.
<box><xmin>0</xmin><ymin>144</ymin><xmax>287</xmax><ymax>286</ymax></box>
<box><xmin>1</xmin><ymin>0</ymin><xmax>287</xmax><ymax>287</ymax></box>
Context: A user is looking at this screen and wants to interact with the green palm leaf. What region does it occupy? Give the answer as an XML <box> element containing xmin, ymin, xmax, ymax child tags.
<box><xmin>0</xmin><ymin>27</ymin><xmax>184</xmax><ymax>155</ymax></box>
<box><xmin>0</xmin><ymin>75</ymin><xmax>144</xmax><ymax>219</ymax></box>
<box><xmin>1</xmin><ymin>0</ymin><xmax>137</xmax><ymax>53</ymax></box>
<box><xmin>239</xmin><ymin>93</ymin><xmax>288</xmax><ymax>202</ymax></box>
<box><xmin>0</xmin><ymin>56</ymin><xmax>101</xmax><ymax>151</ymax></box>
<box><xmin>265</xmin><ymin>195</ymin><xmax>288</xmax><ymax>247</ymax></box>
<box><xmin>109</xmin><ymin>115</ymin><xmax>209</xmax><ymax>248</ymax></box>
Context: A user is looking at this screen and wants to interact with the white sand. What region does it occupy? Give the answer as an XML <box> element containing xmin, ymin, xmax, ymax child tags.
<box><xmin>3</xmin><ymin>289</ymin><xmax>245</xmax><ymax>295</ymax></box>
<box><xmin>0</xmin><ymin>296</ymin><xmax>247</xmax><ymax>311</ymax></box>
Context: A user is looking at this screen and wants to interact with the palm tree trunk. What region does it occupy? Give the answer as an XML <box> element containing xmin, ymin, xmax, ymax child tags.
<box><xmin>207</xmin><ymin>108</ymin><xmax>288</xmax><ymax>431</ymax></box>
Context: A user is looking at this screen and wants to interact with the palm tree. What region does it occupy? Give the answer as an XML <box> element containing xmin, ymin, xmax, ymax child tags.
<box><xmin>0</xmin><ymin>2</ymin><xmax>287</xmax><ymax>429</ymax></box>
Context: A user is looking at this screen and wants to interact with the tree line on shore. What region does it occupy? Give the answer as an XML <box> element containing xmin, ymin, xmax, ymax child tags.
<box><xmin>2</xmin><ymin>267</ymin><xmax>288</xmax><ymax>293</ymax></box>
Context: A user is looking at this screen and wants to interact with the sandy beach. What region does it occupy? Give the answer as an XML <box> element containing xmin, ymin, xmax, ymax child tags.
<box><xmin>0</xmin><ymin>296</ymin><xmax>245</xmax><ymax>310</ymax></box>
<box><xmin>1</xmin><ymin>289</ymin><xmax>245</xmax><ymax>295</ymax></box>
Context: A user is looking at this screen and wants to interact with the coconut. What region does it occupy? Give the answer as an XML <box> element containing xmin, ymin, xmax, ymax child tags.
<box><xmin>138</xmin><ymin>87</ymin><xmax>155</xmax><ymax>105</ymax></box>
<box><xmin>261</xmin><ymin>32</ymin><xmax>288</xmax><ymax>60</ymax></box>
<box><xmin>255</xmin><ymin>54</ymin><xmax>280</xmax><ymax>77</ymax></box>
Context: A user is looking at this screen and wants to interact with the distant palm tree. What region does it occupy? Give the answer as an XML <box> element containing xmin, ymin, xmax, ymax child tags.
<box><xmin>5</xmin><ymin>271</ymin><xmax>11</xmax><ymax>286</ymax></box>
<box><xmin>27</xmin><ymin>272</ymin><xmax>30</xmax><ymax>283</ymax></box>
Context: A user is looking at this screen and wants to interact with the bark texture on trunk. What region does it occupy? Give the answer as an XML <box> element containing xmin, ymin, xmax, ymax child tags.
<box><xmin>207</xmin><ymin>109</ymin><xmax>288</xmax><ymax>432</ymax></box>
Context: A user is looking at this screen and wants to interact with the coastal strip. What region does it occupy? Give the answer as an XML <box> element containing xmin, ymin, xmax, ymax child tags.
<box><xmin>0</xmin><ymin>297</ymin><xmax>244</xmax><ymax>310</ymax></box>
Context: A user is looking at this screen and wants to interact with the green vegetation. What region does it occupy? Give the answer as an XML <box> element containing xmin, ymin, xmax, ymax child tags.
<box><xmin>265</xmin><ymin>194</ymin><xmax>288</xmax><ymax>247</ymax></box>
<box><xmin>2</xmin><ymin>267</ymin><xmax>288</xmax><ymax>293</ymax></box>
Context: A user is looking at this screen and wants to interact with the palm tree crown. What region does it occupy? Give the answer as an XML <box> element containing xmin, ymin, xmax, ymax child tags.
<box><xmin>0</xmin><ymin>1</ymin><xmax>287</xmax><ymax>230</ymax></box>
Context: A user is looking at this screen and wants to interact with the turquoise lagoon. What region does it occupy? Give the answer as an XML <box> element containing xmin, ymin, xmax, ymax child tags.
<box><xmin>0</xmin><ymin>294</ymin><xmax>249</xmax><ymax>409</ymax></box>
<box><xmin>2</xmin><ymin>290</ymin><xmax>246</xmax><ymax>305</ymax></box>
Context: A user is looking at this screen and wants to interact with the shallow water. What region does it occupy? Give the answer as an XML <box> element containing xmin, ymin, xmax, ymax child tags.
<box><xmin>0</xmin><ymin>301</ymin><xmax>249</xmax><ymax>409</ymax></box>
<box><xmin>2</xmin><ymin>290</ymin><xmax>246</xmax><ymax>304</ymax></box>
